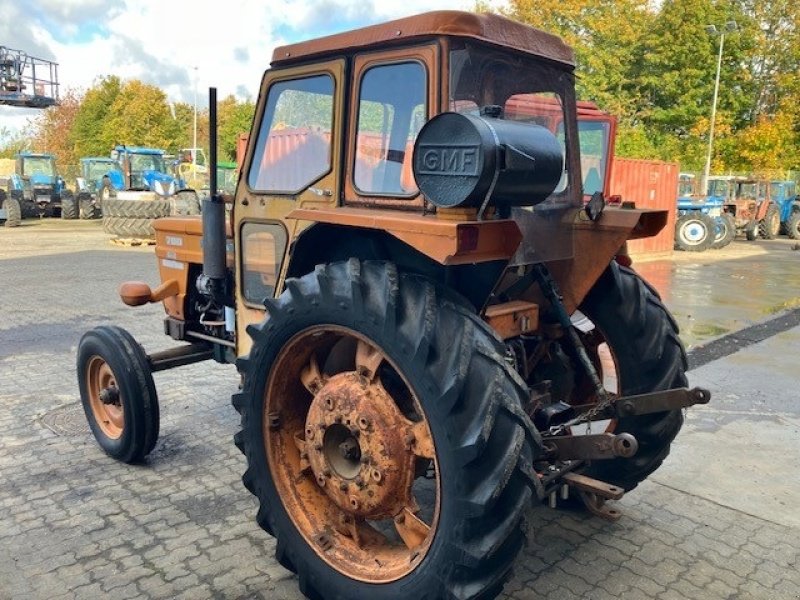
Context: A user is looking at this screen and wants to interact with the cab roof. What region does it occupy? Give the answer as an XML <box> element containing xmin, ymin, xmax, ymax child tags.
<box><xmin>272</xmin><ymin>10</ymin><xmax>574</xmax><ymax>68</ymax></box>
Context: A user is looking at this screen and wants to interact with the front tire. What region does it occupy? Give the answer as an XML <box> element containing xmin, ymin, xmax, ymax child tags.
<box><xmin>77</xmin><ymin>326</ymin><xmax>160</xmax><ymax>463</ymax></box>
<box><xmin>674</xmin><ymin>213</ymin><xmax>714</xmax><ymax>252</ymax></box>
<box><xmin>576</xmin><ymin>263</ymin><xmax>687</xmax><ymax>491</ymax></box>
<box><xmin>60</xmin><ymin>192</ymin><xmax>78</xmax><ymax>220</ymax></box>
<box><xmin>2</xmin><ymin>196</ymin><xmax>21</xmax><ymax>227</ymax></box>
<box><xmin>234</xmin><ymin>260</ymin><xmax>539</xmax><ymax>600</ymax></box>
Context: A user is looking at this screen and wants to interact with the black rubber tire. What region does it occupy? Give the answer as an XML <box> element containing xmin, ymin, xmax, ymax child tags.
<box><xmin>60</xmin><ymin>192</ymin><xmax>78</xmax><ymax>220</ymax></box>
<box><xmin>77</xmin><ymin>325</ymin><xmax>160</xmax><ymax>463</ymax></box>
<box><xmin>169</xmin><ymin>190</ymin><xmax>201</xmax><ymax>216</ymax></box>
<box><xmin>2</xmin><ymin>196</ymin><xmax>21</xmax><ymax>227</ymax></box>
<box><xmin>21</xmin><ymin>198</ymin><xmax>38</xmax><ymax>219</ymax></box>
<box><xmin>79</xmin><ymin>194</ymin><xmax>101</xmax><ymax>219</ymax></box>
<box><xmin>102</xmin><ymin>216</ymin><xmax>159</xmax><ymax>238</ymax></box>
<box><xmin>745</xmin><ymin>221</ymin><xmax>758</xmax><ymax>241</ymax></box>
<box><xmin>674</xmin><ymin>213</ymin><xmax>714</xmax><ymax>252</ymax></box>
<box><xmin>759</xmin><ymin>204</ymin><xmax>780</xmax><ymax>239</ymax></box>
<box><xmin>711</xmin><ymin>213</ymin><xmax>736</xmax><ymax>249</ymax></box>
<box><xmin>101</xmin><ymin>197</ymin><xmax>170</xmax><ymax>219</ymax></box>
<box><xmin>577</xmin><ymin>262</ymin><xmax>687</xmax><ymax>492</ymax></box>
<box><xmin>234</xmin><ymin>260</ymin><xmax>540</xmax><ymax>600</ymax></box>
<box><xmin>786</xmin><ymin>210</ymin><xmax>800</xmax><ymax>240</ymax></box>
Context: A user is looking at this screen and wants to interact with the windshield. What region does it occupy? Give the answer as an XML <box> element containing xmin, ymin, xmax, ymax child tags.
<box><xmin>87</xmin><ymin>161</ymin><xmax>121</xmax><ymax>180</ymax></box>
<box><xmin>449</xmin><ymin>41</ymin><xmax>579</xmax><ymax>261</ymax></box>
<box><xmin>707</xmin><ymin>179</ymin><xmax>733</xmax><ymax>198</ymax></box>
<box><xmin>22</xmin><ymin>157</ymin><xmax>55</xmax><ymax>177</ymax></box>
<box><xmin>678</xmin><ymin>177</ymin><xmax>695</xmax><ymax>197</ymax></box>
<box><xmin>737</xmin><ymin>182</ymin><xmax>764</xmax><ymax>199</ymax></box>
<box><xmin>129</xmin><ymin>153</ymin><xmax>165</xmax><ymax>173</ymax></box>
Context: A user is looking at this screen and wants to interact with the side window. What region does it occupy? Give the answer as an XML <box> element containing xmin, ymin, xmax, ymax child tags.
<box><xmin>249</xmin><ymin>75</ymin><xmax>334</xmax><ymax>193</ymax></box>
<box><xmin>354</xmin><ymin>62</ymin><xmax>426</xmax><ymax>196</ymax></box>
<box><xmin>240</xmin><ymin>222</ymin><xmax>288</xmax><ymax>303</ymax></box>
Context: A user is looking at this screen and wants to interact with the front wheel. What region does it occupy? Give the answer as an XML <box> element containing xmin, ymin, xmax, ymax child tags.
<box><xmin>674</xmin><ymin>213</ymin><xmax>714</xmax><ymax>252</ymax></box>
<box><xmin>1</xmin><ymin>196</ymin><xmax>21</xmax><ymax>227</ymax></box>
<box><xmin>60</xmin><ymin>192</ymin><xmax>78</xmax><ymax>220</ymax></box>
<box><xmin>575</xmin><ymin>263</ymin><xmax>687</xmax><ymax>491</ymax></box>
<box><xmin>77</xmin><ymin>326</ymin><xmax>160</xmax><ymax>463</ymax></box>
<box><xmin>234</xmin><ymin>260</ymin><xmax>538</xmax><ymax>600</ymax></box>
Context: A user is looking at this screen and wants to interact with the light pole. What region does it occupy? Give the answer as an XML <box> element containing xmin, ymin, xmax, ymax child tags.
<box><xmin>192</xmin><ymin>66</ymin><xmax>198</xmax><ymax>168</ymax></box>
<box><xmin>702</xmin><ymin>21</ymin><xmax>737</xmax><ymax>194</ymax></box>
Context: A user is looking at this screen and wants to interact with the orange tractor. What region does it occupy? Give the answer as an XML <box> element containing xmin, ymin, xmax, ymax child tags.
<box><xmin>77</xmin><ymin>11</ymin><xmax>709</xmax><ymax>599</ymax></box>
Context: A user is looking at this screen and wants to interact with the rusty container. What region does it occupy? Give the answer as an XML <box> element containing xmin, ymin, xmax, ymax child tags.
<box><xmin>609</xmin><ymin>158</ymin><xmax>679</xmax><ymax>257</ymax></box>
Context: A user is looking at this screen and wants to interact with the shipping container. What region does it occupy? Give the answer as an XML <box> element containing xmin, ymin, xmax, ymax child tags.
<box><xmin>610</xmin><ymin>158</ymin><xmax>679</xmax><ymax>257</ymax></box>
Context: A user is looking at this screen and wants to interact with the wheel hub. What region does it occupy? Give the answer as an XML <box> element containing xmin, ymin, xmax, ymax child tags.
<box><xmin>305</xmin><ymin>371</ymin><xmax>415</xmax><ymax>519</ymax></box>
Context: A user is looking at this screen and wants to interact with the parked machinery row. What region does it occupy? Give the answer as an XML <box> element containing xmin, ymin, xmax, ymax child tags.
<box><xmin>674</xmin><ymin>174</ymin><xmax>799</xmax><ymax>252</ymax></box>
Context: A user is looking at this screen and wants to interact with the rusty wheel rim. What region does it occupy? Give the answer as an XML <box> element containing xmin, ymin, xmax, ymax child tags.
<box><xmin>86</xmin><ymin>355</ymin><xmax>124</xmax><ymax>439</ymax></box>
<box><xmin>265</xmin><ymin>326</ymin><xmax>440</xmax><ymax>583</ymax></box>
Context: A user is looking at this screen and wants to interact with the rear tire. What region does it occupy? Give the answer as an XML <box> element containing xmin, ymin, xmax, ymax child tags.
<box><xmin>711</xmin><ymin>213</ymin><xmax>735</xmax><ymax>249</ymax></box>
<box><xmin>77</xmin><ymin>325</ymin><xmax>159</xmax><ymax>463</ymax></box>
<box><xmin>234</xmin><ymin>260</ymin><xmax>539</xmax><ymax>600</ymax></box>
<box><xmin>759</xmin><ymin>204</ymin><xmax>780</xmax><ymax>239</ymax></box>
<box><xmin>674</xmin><ymin>213</ymin><xmax>714</xmax><ymax>252</ymax></box>
<box><xmin>61</xmin><ymin>192</ymin><xmax>78</xmax><ymax>220</ymax></box>
<box><xmin>101</xmin><ymin>197</ymin><xmax>170</xmax><ymax>219</ymax></box>
<box><xmin>79</xmin><ymin>194</ymin><xmax>100</xmax><ymax>219</ymax></box>
<box><xmin>2</xmin><ymin>196</ymin><xmax>21</xmax><ymax>227</ymax></box>
<box><xmin>169</xmin><ymin>190</ymin><xmax>201</xmax><ymax>216</ymax></box>
<box><xmin>786</xmin><ymin>210</ymin><xmax>800</xmax><ymax>240</ymax></box>
<box><xmin>102</xmin><ymin>216</ymin><xmax>159</xmax><ymax>238</ymax></box>
<box><xmin>576</xmin><ymin>263</ymin><xmax>687</xmax><ymax>491</ymax></box>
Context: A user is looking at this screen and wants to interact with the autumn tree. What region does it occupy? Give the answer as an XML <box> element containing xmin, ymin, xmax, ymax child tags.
<box><xmin>27</xmin><ymin>89</ymin><xmax>83</xmax><ymax>177</ymax></box>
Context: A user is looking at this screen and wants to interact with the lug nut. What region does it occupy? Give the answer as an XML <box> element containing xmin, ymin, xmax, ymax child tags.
<box><xmin>349</xmin><ymin>496</ymin><xmax>360</xmax><ymax>510</ymax></box>
<box><xmin>358</xmin><ymin>416</ymin><xmax>370</xmax><ymax>431</ymax></box>
<box><xmin>316</xmin><ymin>474</ymin><xmax>326</xmax><ymax>487</ymax></box>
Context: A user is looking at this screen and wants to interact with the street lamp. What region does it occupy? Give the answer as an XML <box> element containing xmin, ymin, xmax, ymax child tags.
<box><xmin>702</xmin><ymin>20</ymin><xmax>738</xmax><ymax>194</ymax></box>
<box><xmin>192</xmin><ymin>66</ymin><xmax>198</xmax><ymax>168</ymax></box>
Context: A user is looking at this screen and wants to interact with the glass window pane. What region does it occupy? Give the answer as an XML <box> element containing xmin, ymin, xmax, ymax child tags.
<box><xmin>249</xmin><ymin>75</ymin><xmax>334</xmax><ymax>193</ymax></box>
<box><xmin>354</xmin><ymin>62</ymin><xmax>425</xmax><ymax>196</ymax></box>
<box><xmin>241</xmin><ymin>223</ymin><xmax>287</xmax><ymax>303</ymax></box>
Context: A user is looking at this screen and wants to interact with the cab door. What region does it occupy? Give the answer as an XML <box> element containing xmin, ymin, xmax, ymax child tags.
<box><xmin>234</xmin><ymin>59</ymin><xmax>345</xmax><ymax>356</ymax></box>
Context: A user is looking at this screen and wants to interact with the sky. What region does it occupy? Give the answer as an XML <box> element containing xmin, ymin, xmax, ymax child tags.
<box><xmin>0</xmin><ymin>0</ymin><xmax>509</xmax><ymax>142</ymax></box>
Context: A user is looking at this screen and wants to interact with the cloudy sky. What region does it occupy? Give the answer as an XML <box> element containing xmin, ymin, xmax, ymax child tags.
<box><xmin>1</xmin><ymin>0</ymin><xmax>508</xmax><ymax>140</ymax></box>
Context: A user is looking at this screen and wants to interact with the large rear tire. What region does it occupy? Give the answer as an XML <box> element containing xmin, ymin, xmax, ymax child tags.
<box><xmin>674</xmin><ymin>213</ymin><xmax>714</xmax><ymax>252</ymax></box>
<box><xmin>102</xmin><ymin>216</ymin><xmax>159</xmax><ymax>238</ymax></box>
<box><xmin>2</xmin><ymin>196</ymin><xmax>21</xmax><ymax>227</ymax></box>
<box><xmin>786</xmin><ymin>210</ymin><xmax>800</xmax><ymax>240</ymax></box>
<box><xmin>575</xmin><ymin>263</ymin><xmax>687</xmax><ymax>491</ymax></box>
<box><xmin>759</xmin><ymin>204</ymin><xmax>780</xmax><ymax>239</ymax></box>
<box><xmin>77</xmin><ymin>326</ymin><xmax>159</xmax><ymax>463</ymax></box>
<box><xmin>234</xmin><ymin>260</ymin><xmax>539</xmax><ymax>600</ymax></box>
<box><xmin>169</xmin><ymin>190</ymin><xmax>201</xmax><ymax>216</ymax></box>
<box><xmin>711</xmin><ymin>213</ymin><xmax>735</xmax><ymax>249</ymax></box>
<box><xmin>60</xmin><ymin>192</ymin><xmax>78</xmax><ymax>220</ymax></box>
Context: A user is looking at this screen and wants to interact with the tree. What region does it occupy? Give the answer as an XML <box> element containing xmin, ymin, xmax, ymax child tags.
<box><xmin>103</xmin><ymin>80</ymin><xmax>182</xmax><ymax>151</ymax></box>
<box><xmin>71</xmin><ymin>76</ymin><xmax>122</xmax><ymax>158</ymax></box>
<box><xmin>218</xmin><ymin>95</ymin><xmax>255</xmax><ymax>162</ymax></box>
<box><xmin>28</xmin><ymin>89</ymin><xmax>83</xmax><ymax>177</ymax></box>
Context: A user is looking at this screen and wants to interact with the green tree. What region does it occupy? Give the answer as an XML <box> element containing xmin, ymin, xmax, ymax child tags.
<box><xmin>103</xmin><ymin>80</ymin><xmax>182</xmax><ymax>151</ymax></box>
<box><xmin>71</xmin><ymin>76</ymin><xmax>122</xmax><ymax>158</ymax></box>
<box><xmin>218</xmin><ymin>95</ymin><xmax>255</xmax><ymax>162</ymax></box>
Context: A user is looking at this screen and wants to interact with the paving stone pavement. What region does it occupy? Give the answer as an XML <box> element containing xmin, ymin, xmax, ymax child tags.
<box><xmin>1</xmin><ymin>223</ymin><xmax>798</xmax><ymax>600</ymax></box>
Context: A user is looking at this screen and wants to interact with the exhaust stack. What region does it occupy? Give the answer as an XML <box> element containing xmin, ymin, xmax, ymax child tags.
<box><xmin>200</xmin><ymin>87</ymin><xmax>228</xmax><ymax>302</ymax></box>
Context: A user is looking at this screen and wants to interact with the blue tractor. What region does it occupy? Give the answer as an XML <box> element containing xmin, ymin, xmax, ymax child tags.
<box><xmin>674</xmin><ymin>175</ymin><xmax>736</xmax><ymax>251</ymax></box>
<box><xmin>99</xmin><ymin>146</ymin><xmax>200</xmax><ymax>238</ymax></box>
<box><xmin>0</xmin><ymin>152</ymin><xmax>74</xmax><ymax>219</ymax></box>
<box><xmin>70</xmin><ymin>157</ymin><xmax>123</xmax><ymax>219</ymax></box>
<box><xmin>770</xmin><ymin>180</ymin><xmax>800</xmax><ymax>239</ymax></box>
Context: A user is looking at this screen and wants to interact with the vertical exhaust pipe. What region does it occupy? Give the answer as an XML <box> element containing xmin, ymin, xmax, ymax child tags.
<box><xmin>200</xmin><ymin>87</ymin><xmax>228</xmax><ymax>302</ymax></box>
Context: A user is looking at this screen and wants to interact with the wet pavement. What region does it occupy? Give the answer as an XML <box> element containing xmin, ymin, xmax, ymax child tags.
<box><xmin>635</xmin><ymin>238</ymin><xmax>800</xmax><ymax>348</ymax></box>
<box><xmin>1</xmin><ymin>220</ymin><xmax>799</xmax><ymax>600</ymax></box>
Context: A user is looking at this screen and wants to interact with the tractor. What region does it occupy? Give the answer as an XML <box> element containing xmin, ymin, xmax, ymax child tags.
<box><xmin>99</xmin><ymin>145</ymin><xmax>200</xmax><ymax>237</ymax></box>
<box><xmin>723</xmin><ymin>178</ymin><xmax>779</xmax><ymax>240</ymax></box>
<box><xmin>76</xmin><ymin>11</ymin><xmax>709</xmax><ymax>600</ymax></box>
<box><xmin>770</xmin><ymin>180</ymin><xmax>800</xmax><ymax>239</ymax></box>
<box><xmin>68</xmin><ymin>157</ymin><xmax>123</xmax><ymax>219</ymax></box>
<box><xmin>674</xmin><ymin>175</ymin><xmax>735</xmax><ymax>252</ymax></box>
<box><xmin>0</xmin><ymin>152</ymin><xmax>73</xmax><ymax>218</ymax></box>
